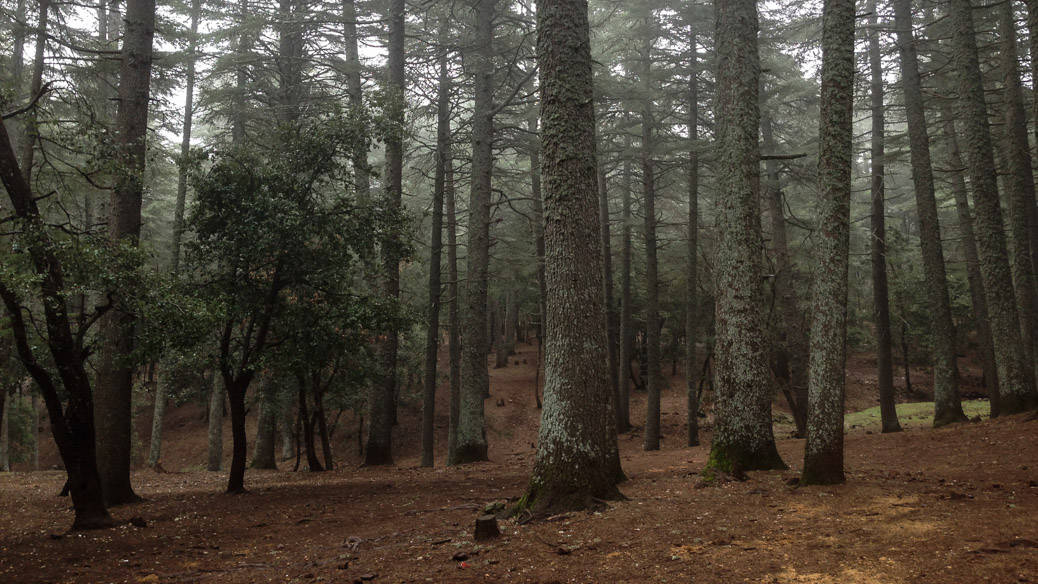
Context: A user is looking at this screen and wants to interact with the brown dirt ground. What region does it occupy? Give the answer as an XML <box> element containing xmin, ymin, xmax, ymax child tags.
<box><xmin>0</xmin><ymin>343</ymin><xmax>1035</xmax><ymax>584</ymax></box>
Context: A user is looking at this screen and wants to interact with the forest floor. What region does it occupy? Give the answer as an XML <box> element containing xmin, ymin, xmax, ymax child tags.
<box><xmin>1</xmin><ymin>343</ymin><xmax>1036</xmax><ymax>584</ymax></box>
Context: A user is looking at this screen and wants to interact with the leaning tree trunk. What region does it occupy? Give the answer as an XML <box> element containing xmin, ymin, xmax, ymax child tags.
<box><xmin>997</xmin><ymin>1</ymin><xmax>1038</xmax><ymax>392</ymax></box>
<box><xmin>453</xmin><ymin>0</ymin><xmax>495</xmax><ymax>465</ymax></box>
<box><xmin>892</xmin><ymin>0</ymin><xmax>967</xmax><ymax>427</ymax></box>
<box><xmin>96</xmin><ymin>0</ymin><xmax>156</xmax><ymax>505</ymax></box>
<box><xmin>867</xmin><ymin>1</ymin><xmax>901</xmax><ymax>433</ymax></box>
<box><xmin>523</xmin><ymin>0</ymin><xmax>624</xmax><ymax>514</ymax></box>
<box><xmin>802</xmin><ymin>0</ymin><xmax>854</xmax><ymax>485</ymax></box>
<box><xmin>421</xmin><ymin>23</ymin><xmax>450</xmax><ymax>468</ymax></box>
<box><xmin>948</xmin><ymin>0</ymin><xmax>1035</xmax><ymax>413</ymax></box>
<box><xmin>365</xmin><ymin>0</ymin><xmax>405</xmax><ymax>465</ymax></box>
<box><xmin>940</xmin><ymin>107</ymin><xmax>999</xmax><ymax>415</ymax></box>
<box><xmin>640</xmin><ymin>17</ymin><xmax>662</xmax><ymax>452</ymax></box>
<box><xmin>706</xmin><ymin>0</ymin><xmax>785</xmax><ymax>474</ymax></box>
<box><xmin>686</xmin><ymin>22</ymin><xmax>701</xmax><ymax>447</ymax></box>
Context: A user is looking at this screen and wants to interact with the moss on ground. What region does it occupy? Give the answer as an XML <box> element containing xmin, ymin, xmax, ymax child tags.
<box><xmin>843</xmin><ymin>400</ymin><xmax>988</xmax><ymax>432</ymax></box>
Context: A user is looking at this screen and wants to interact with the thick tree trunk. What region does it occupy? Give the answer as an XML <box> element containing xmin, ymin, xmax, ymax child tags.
<box><xmin>641</xmin><ymin>18</ymin><xmax>661</xmax><ymax>452</ymax></box>
<box><xmin>997</xmin><ymin>1</ymin><xmax>1038</xmax><ymax>392</ymax></box>
<box><xmin>867</xmin><ymin>3</ymin><xmax>901</xmax><ymax>434</ymax></box>
<box><xmin>366</xmin><ymin>0</ymin><xmax>405</xmax><ymax>465</ymax></box>
<box><xmin>421</xmin><ymin>24</ymin><xmax>450</xmax><ymax>468</ymax></box>
<box><xmin>892</xmin><ymin>0</ymin><xmax>967</xmax><ymax>427</ymax></box>
<box><xmin>225</xmin><ymin>378</ymin><xmax>249</xmax><ymax>493</ymax></box>
<box><xmin>706</xmin><ymin>0</ymin><xmax>785</xmax><ymax>474</ymax></box>
<box><xmin>802</xmin><ymin>0</ymin><xmax>854</xmax><ymax>485</ymax></box>
<box><xmin>940</xmin><ymin>108</ymin><xmax>999</xmax><ymax>415</ymax></box>
<box><xmin>453</xmin><ymin>0</ymin><xmax>495</xmax><ymax>465</ymax></box>
<box><xmin>1023</xmin><ymin>0</ymin><xmax>1038</xmax><ymax>287</ymax></box>
<box><xmin>207</xmin><ymin>376</ymin><xmax>224</xmax><ymax>472</ymax></box>
<box><xmin>251</xmin><ymin>378</ymin><xmax>278</xmax><ymax>469</ymax></box>
<box><xmin>948</xmin><ymin>0</ymin><xmax>1036</xmax><ymax>413</ymax></box>
<box><xmin>686</xmin><ymin>24</ymin><xmax>700</xmax><ymax>448</ymax></box>
<box><xmin>523</xmin><ymin>0</ymin><xmax>624</xmax><ymax>514</ymax></box>
<box><xmin>528</xmin><ymin>108</ymin><xmax>547</xmax><ymax>411</ymax></box>
<box><xmin>97</xmin><ymin>0</ymin><xmax>156</xmax><ymax>505</ymax></box>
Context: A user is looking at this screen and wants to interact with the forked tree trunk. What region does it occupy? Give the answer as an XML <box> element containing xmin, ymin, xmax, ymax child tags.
<box><xmin>802</xmin><ymin>0</ymin><xmax>854</xmax><ymax>485</ymax></box>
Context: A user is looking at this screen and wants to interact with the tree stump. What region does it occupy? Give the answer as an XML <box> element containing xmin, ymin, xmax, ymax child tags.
<box><xmin>474</xmin><ymin>514</ymin><xmax>500</xmax><ymax>541</ymax></box>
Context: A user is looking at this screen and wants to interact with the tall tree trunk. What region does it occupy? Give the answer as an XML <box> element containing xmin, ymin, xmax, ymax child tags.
<box><xmin>366</xmin><ymin>0</ymin><xmax>405</xmax><ymax>465</ymax></box>
<box><xmin>453</xmin><ymin>0</ymin><xmax>495</xmax><ymax>465</ymax></box>
<box><xmin>867</xmin><ymin>2</ymin><xmax>901</xmax><ymax>434</ymax></box>
<box><xmin>948</xmin><ymin>0</ymin><xmax>1036</xmax><ymax>413</ymax></box>
<box><xmin>97</xmin><ymin>0</ymin><xmax>156</xmax><ymax>505</ymax></box>
<box><xmin>761</xmin><ymin>112</ymin><xmax>809</xmax><ymax>437</ymax></box>
<box><xmin>528</xmin><ymin>108</ymin><xmax>547</xmax><ymax>410</ymax></box>
<box><xmin>706</xmin><ymin>0</ymin><xmax>785</xmax><ymax>473</ymax></box>
<box><xmin>342</xmin><ymin>0</ymin><xmax>370</xmax><ymax>199</ymax></box>
<box><xmin>251</xmin><ymin>377</ymin><xmax>278</xmax><ymax>469</ymax></box>
<box><xmin>686</xmin><ymin>23</ymin><xmax>700</xmax><ymax>448</ymax></box>
<box><xmin>446</xmin><ymin>150</ymin><xmax>462</xmax><ymax>456</ymax></box>
<box><xmin>940</xmin><ymin>107</ymin><xmax>999</xmax><ymax>415</ymax></box>
<box><xmin>598</xmin><ymin>162</ymin><xmax>621</xmax><ymax>431</ymax></box>
<box><xmin>997</xmin><ymin>1</ymin><xmax>1038</xmax><ymax>391</ymax></box>
<box><xmin>640</xmin><ymin>17</ymin><xmax>661</xmax><ymax>452</ymax></box>
<box><xmin>1022</xmin><ymin>0</ymin><xmax>1038</xmax><ymax>286</ymax></box>
<box><xmin>802</xmin><ymin>0</ymin><xmax>854</xmax><ymax>485</ymax></box>
<box><xmin>207</xmin><ymin>375</ymin><xmax>224</xmax><ymax>472</ymax></box>
<box><xmin>7</xmin><ymin>0</ymin><xmax>27</xmax><ymax>154</ymax></box>
<box><xmin>524</xmin><ymin>0</ymin><xmax>624</xmax><ymax>514</ymax></box>
<box><xmin>616</xmin><ymin>131</ymin><xmax>633</xmax><ymax>432</ymax></box>
<box><xmin>421</xmin><ymin>23</ymin><xmax>450</xmax><ymax>468</ymax></box>
<box><xmin>17</xmin><ymin>0</ymin><xmax>48</xmax><ymax>181</ymax></box>
<box><xmin>892</xmin><ymin>0</ymin><xmax>967</xmax><ymax>427</ymax></box>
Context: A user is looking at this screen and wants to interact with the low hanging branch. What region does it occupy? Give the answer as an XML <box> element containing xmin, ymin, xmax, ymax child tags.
<box><xmin>2</xmin><ymin>81</ymin><xmax>56</xmax><ymax>120</ymax></box>
<box><xmin>760</xmin><ymin>152</ymin><xmax>808</xmax><ymax>160</ymax></box>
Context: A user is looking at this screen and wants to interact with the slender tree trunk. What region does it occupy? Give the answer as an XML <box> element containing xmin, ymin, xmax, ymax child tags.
<box><xmin>867</xmin><ymin>2</ymin><xmax>901</xmax><ymax>434</ymax></box>
<box><xmin>640</xmin><ymin>18</ymin><xmax>661</xmax><ymax>452</ymax></box>
<box><xmin>706</xmin><ymin>0</ymin><xmax>785</xmax><ymax>474</ymax></box>
<box><xmin>598</xmin><ymin>163</ymin><xmax>621</xmax><ymax>433</ymax></box>
<box><xmin>421</xmin><ymin>24</ymin><xmax>450</xmax><ymax>468</ymax></box>
<box><xmin>997</xmin><ymin>1</ymin><xmax>1038</xmax><ymax>391</ymax></box>
<box><xmin>225</xmin><ymin>378</ymin><xmax>249</xmax><ymax>492</ymax></box>
<box><xmin>686</xmin><ymin>23</ymin><xmax>700</xmax><ymax>448</ymax></box>
<box><xmin>446</xmin><ymin>150</ymin><xmax>462</xmax><ymax>458</ymax></box>
<box><xmin>940</xmin><ymin>108</ymin><xmax>999</xmax><ymax>415</ymax></box>
<box><xmin>342</xmin><ymin>0</ymin><xmax>370</xmax><ymax>200</ymax></box>
<box><xmin>891</xmin><ymin>0</ymin><xmax>967</xmax><ymax>427</ymax></box>
<box><xmin>523</xmin><ymin>0</ymin><xmax>624</xmax><ymax>514</ymax></box>
<box><xmin>0</xmin><ymin>391</ymin><xmax>9</xmax><ymax>471</ymax></box>
<box><xmin>802</xmin><ymin>0</ymin><xmax>854</xmax><ymax>485</ymax></box>
<box><xmin>528</xmin><ymin>108</ymin><xmax>547</xmax><ymax>411</ymax></box>
<box><xmin>207</xmin><ymin>375</ymin><xmax>224</xmax><ymax>471</ymax></box>
<box><xmin>616</xmin><ymin>133</ymin><xmax>633</xmax><ymax>432</ymax></box>
<box><xmin>7</xmin><ymin>0</ymin><xmax>27</xmax><ymax>154</ymax></box>
<box><xmin>280</xmin><ymin>401</ymin><xmax>294</xmax><ymax>461</ymax></box>
<box><xmin>948</xmin><ymin>0</ymin><xmax>1035</xmax><ymax>413</ymax></box>
<box><xmin>761</xmin><ymin>112</ymin><xmax>809</xmax><ymax>437</ymax></box>
<box><xmin>17</xmin><ymin>0</ymin><xmax>48</xmax><ymax>181</ymax></box>
<box><xmin>313</xmin><ymin>381</ymin><xmax>332</xmax><ymax>470</ymax></box>
<box><xmin>296</xmin><ymin>375</ymin><xmax>324</xmax><ymax>472</ymax></box>
<box><xmin>96</xmin><ymin>0</ymin><xmax>156</xmax><ymax>505</ymax></box>
<box><xmin>366</xmin><ymin>0</ymin><xmax>405</xmax><ymax>465</ymax></box>
<box><xmin>454</xmin><ymin>0</ymin><xmax>495</xmax><ymax>465</ymax></box>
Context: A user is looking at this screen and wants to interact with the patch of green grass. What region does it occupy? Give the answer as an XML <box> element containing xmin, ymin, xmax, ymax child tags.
<box><xmin>844</xmin><ymin>400</ymin><xmax>989</xmax><ymax>431</ymax></box>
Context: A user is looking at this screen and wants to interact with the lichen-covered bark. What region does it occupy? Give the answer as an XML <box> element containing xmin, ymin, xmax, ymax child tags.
<box><xmin>686</xmin><ymin>23</ymin><xmax>700</xmax><ymax>448</ymax></box>
<box><xmin>891</xmin><ymin>0</ymin><xmax>967</xmax><ymax>427</ymax></box>
<box><xmin>524</xmin><ymin>0</ymin><xmax>624</xmax><ymax>514</ymax></box>
<box><xmin>453</xmin><ymin>0</ymin><xmax>495</xmax><ymax>464</ymax></box>
<box><xmin>640</xmin><ymin>14</ymin><xmax>661</xmax><ymax>452</ymax></box>
<box><xmin>706</xmin><ymin>0</ymin><xmax>785</xmax><ymax>473</ymax></box>
<box><xmin>366</xmin><ymin>0</ymin><xmax>405</xmax><ymax>465</ymax></box>
<box><xmin>997</xmin><ymin>1</ymin><xmax>1038</xmax><ymax>396</ymax></box>
<box><xmin>866</xmin><ymin>1</ymin><xmax>901</xmax><ymax>434</ymax></box>
<box><xmin>948</xmin><ymin>0</ymin><xmax>1035</xmax><ymax>413</ymax></box>
<box><xmin>801</xmin><ymin>0</ymin><xmax>854</xmax><ymax>486</ymax></box>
